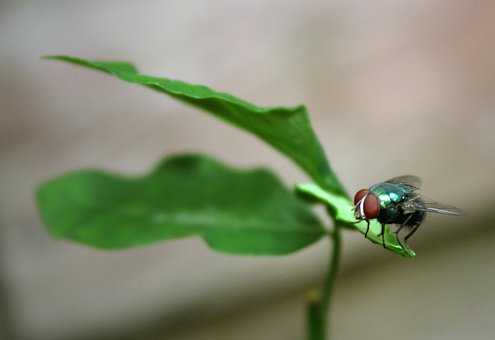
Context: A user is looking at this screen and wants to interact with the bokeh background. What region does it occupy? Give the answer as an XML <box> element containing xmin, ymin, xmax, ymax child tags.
<box><xmin>1</xmin><ymin>1</ymin><xmax>494</xmax><ymax>339</ymax></box>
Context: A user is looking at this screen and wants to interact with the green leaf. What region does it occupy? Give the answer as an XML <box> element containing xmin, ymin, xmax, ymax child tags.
<box><xmin>37</xmin><ymin>154</ymin><xmax>325</xmax><ymax>255</ymax></box>
<box><xmin>296</xmin><ymin>183</ymin><xmax>415</xmax><ymax>257</ymax></box>
<box><xmin>43</xmin><ymin>55</ymin><xmax>346</xmax><ymax>197</ymax></box>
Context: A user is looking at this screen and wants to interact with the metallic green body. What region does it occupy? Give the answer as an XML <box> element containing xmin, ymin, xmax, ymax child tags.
<box><xmin>370</xmin><ymin>183</ymin><xmax>413</xmax><ymax>224</ymax></box>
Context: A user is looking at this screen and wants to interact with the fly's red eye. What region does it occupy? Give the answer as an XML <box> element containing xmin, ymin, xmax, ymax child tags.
<box><xmin>363</xmin><ymin>193</ymin><xmax>380</xmax><ymax>219</ymax></box>
<box><xmin>354</xmin><ymin>189</ymin><xmax>369</xmax><ymax>205</ymax></box>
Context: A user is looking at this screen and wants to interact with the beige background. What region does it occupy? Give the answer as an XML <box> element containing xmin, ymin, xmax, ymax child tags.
<box><xmin>0</xmin><ymin>1</ymin><xmax>494</xmax><ymax>339</ymax></box>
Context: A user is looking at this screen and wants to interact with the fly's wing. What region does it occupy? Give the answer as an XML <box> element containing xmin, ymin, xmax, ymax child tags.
<box><xmin>385</xmin><ymin>175</ymin><xmax>422</xmax><ymax>190</ymax></box>
<box><xmin>412</xmin><ymin>197</ymin><xmax>463</xmax><ymax>216</ymax></box>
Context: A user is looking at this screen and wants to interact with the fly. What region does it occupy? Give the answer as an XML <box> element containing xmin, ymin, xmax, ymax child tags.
<box><xmin>353</xmin><ymin>175</ymin><xmax>462</xmax><ymax>249</ymax></box>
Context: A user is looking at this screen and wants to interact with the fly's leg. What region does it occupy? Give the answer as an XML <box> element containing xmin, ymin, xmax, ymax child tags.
<box><xmin>352</xmin><ymin>219</ymin><xmax>370</xmax><ymax>239</ymax></box>
<box><xmin>405</xmin><ymin>224</ymin><xmax>421</xmax><ymax>242</ymax></box>
<box><xmin>395</xmin><ymin>214</ymin><xmax>413</xmax><ymax>249</ymax></box>
<box><xmin>364</xmin><ymin>220</ymin><xmax>370</xmax><ymax>238</ymax></box>
<box><xmin>394</xmin><ymin>224</ymin><xmax>405</xmax><ymax>248</ymax></box>
<box><xmin>376</xmin><ymin>224</ymin><xmax>386</xmax><ymax>248</ymax></box>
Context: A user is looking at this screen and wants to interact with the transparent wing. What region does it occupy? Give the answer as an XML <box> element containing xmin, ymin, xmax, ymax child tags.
<box><xmin>413</xmin><ymin>197</ymin><xmax>462</xmax><ymax>216</ymax></box>
<box><xmin>385</xmin><ymin>175</ymin><xmax>422</xmax><ymax>189</ymax></box>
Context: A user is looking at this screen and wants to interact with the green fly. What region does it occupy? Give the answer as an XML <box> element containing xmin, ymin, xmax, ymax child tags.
<box><xmin>353</xmin><ymin>175</ymin><xmax>462</xmax><ymax>248</ymax></box>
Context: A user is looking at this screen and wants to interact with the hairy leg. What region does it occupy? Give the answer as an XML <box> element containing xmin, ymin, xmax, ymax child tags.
<box><xmin>395</xmin><ymin>214</ymin><xmax>413</xmax><ymax>248</ymax></box>
<box><xmin>405</xmin><ymin>224</ymin><xmax>421</xmax><ymax>242</ymax></box>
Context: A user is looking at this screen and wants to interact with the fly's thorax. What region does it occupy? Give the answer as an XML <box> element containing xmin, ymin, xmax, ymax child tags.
<box><xmin>370</xmin><ymin>183</ymin><xmax>409</xmax><ymax>208</ymax></box>
<box><xmin>370</xmin><ymin>183</ymin><xmax>411</xmax><ymax>224</ymax></box>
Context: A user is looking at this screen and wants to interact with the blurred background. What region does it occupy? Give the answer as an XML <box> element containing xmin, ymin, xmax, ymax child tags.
<box><xmin>1</xmin><ymin>1</ymin><xmax>494</xmax><ymax>339</ymax></box>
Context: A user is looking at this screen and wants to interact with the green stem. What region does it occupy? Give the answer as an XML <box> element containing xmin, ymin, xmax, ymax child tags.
<box><xmin>306</xmin><ymin>290</ymin><xmax>325</xmax><ymax>340</ymax></box>
<box><xmin>306</xmin><ymin>223</ymin><xmax>342</xmax><ymax>340</ymax></box>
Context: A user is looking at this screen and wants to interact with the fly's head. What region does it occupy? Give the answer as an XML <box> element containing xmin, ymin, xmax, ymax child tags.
<box><xmin>353</xmin><ymin>189</ymin><xmax>380</xmax><ymax>221</ymax></box>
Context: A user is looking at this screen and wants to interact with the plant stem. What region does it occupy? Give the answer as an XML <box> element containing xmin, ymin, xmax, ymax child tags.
<box><xmin>306</xmin><ymin>223</ymin><xmax>342</xmax><ymax>340</ymax></box>
<box><xmin>306</xmin><ymin>290</ymin><xmax>325</xmax><ymax>340</ymax></box>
